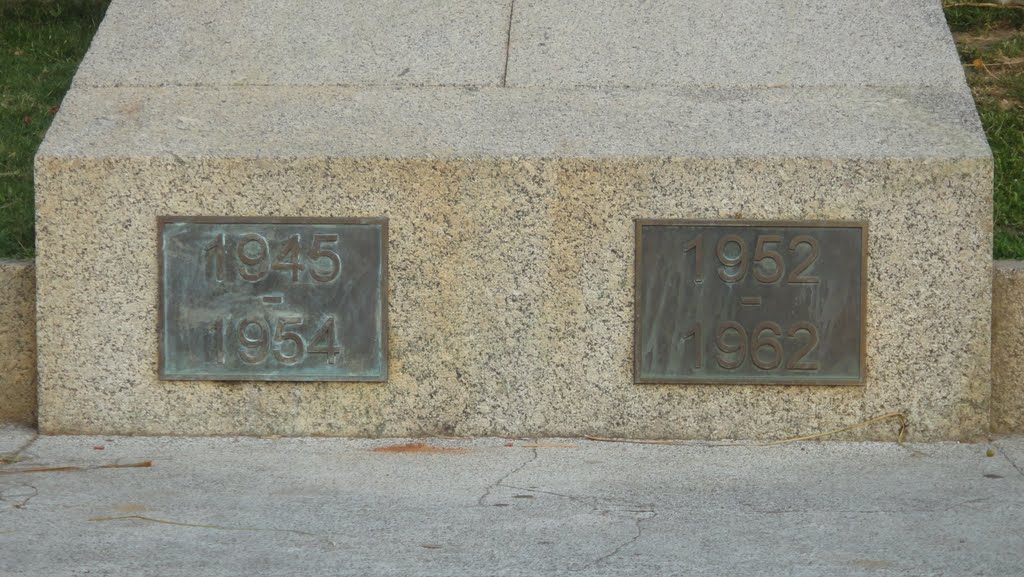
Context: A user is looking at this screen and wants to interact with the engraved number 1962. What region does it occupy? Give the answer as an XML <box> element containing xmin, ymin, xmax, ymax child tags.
<box><xmin>678</xmin><ymin>321</ymin><xmax>819</xmax><ymax>372</ymax></box>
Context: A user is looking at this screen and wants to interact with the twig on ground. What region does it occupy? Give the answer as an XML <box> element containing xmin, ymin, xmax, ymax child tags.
<box><xmin>584</xmin><ymin>437</ymin><xmax>682</xmax><ymax>445</ymax></box>
<box><xmin>89</xmin><ymin>515</ymin><xmax>319</xmax><ymax>539</ymax></box>
<box><xmin>993</xmin><ymin>57</ymin><xmax>1024</xmax><ymax>66</ymax></box>
<box><xmin>0</xmin><ymin>461</ymin><xmax>152</xmax><ymax>474</ymax></box>
<box><xmin>711</xmin><ymin>412</ymin><xmax>908</xmax><ymax>447</ymax></box>
<box><xmin>967</xmin><ymin>58</ymin><xmax>1001</xmax><ymax>78</ymax></box>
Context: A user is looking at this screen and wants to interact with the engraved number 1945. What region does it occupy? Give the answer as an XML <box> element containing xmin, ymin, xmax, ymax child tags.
<box><xmin>204</xmin><ymin>233</ymin><xmax>341</xmax><ymax>283</ymax></box>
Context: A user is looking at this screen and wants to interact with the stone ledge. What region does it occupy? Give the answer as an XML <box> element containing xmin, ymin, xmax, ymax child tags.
<box><xmin>507</xmin><ymin>0</ymin><xmax>964</xmax><ymax>90</ymax></box>
<box><xmin>0</xmin><ymin>260</ymin><xmax>36</xmax><ymax>425</ymax></box>
<box><xmin>993</xmin><ymin>261</ymin><xmax>1024</xmax><ymax>433</ymax></box>
<box><xmin>74</xmin><ymin>0</ymin><xmax>963</xmax><ymax>91</ymax></box>
<box><xmin>72</xmin><ymin>0</ymin><xmax>511</xmax><ymax>89</ymax></box>
<box><xmin>37</xmin><ymin>86</ymin><xmax>989</xmax><ymax>161</ymax></box>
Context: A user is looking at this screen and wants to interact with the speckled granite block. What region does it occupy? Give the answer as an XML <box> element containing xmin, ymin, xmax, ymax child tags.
<box><xmin>992</xmin><ymin>261</ymin><xmax>1024</xmax><ymax>433</ymax></box>
<box><xmin>34</xmin><ymin>0</ymin><xmax>992</xmax><ymax>439</ymax></box>
<box><xmin>0</xmin><ymin>261</ymin><xmax>37</xmax><ymax>425</ymax></box>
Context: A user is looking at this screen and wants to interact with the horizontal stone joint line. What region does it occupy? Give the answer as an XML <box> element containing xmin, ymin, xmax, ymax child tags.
<box><xmin>72</xmin><ymin>80</ymin><xmax>498</xmax><ymax>90</ymax></box>
<box><xmin>64</xmin><ymin>81</ymin><xmax>971</xmax><ymax>92</ymax></box>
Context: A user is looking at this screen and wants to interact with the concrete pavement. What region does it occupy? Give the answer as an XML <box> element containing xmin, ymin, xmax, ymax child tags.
<box><xmin>2</xmin><ymin>425</ymin><xmax>1022</xmax><ymax>576</ymax></box>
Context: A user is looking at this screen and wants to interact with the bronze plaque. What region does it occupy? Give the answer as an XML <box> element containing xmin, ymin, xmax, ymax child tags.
<box><xmin>159</xmin><ymin>217</ymin><xmax>387</xmax><ymax>381</ymax></box>
<box><xmin>635</xmin><ymin>220</ymin><xmax>866</xmax><ymax>385</ymax></box>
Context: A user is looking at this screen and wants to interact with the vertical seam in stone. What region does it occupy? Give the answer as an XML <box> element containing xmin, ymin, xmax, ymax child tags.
<box><xmin>779</xmin><ymin>0</ymin><xmax>796</xmax><ymax>87</ymax></box>
<box><xmin>501</xmin><ymin>0</ymin><xmax>515</xmax><ymax>87</ymax></box>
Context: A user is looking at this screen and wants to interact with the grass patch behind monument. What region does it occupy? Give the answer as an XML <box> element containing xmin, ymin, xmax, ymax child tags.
<box><xmin>0</xmin><ymin>2</ymin><xmax>1022</xmax><ymax>259</ymax></box>
<box><xmin>0</xmin><ymin>0</ymin><xmax>108</xmax><ymax>259</ymax></box>
<box><xmin>947</xmin><ymin>4</ymin><xmax>1024</xmax><ymax>258</ymax></box>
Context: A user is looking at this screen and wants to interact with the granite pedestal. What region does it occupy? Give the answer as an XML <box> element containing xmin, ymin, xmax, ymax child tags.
<box><xmin>35</xmin><ymin>0</ymin><xmax>992</xmax><ymax>439</ymax></box>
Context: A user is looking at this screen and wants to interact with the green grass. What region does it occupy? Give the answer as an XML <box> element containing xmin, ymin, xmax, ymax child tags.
<box><xmin>945</xmin><ymin>4</ymin><xmax>1024</xmax><ymax>32</ymax></box>
<box><xmin>0</xmin><ymin>0</ymin><xmax>108</xmax><ymax>259</ymax></box>
<box><xmin>0</xmin><ymin>2</ymin><xmax>1021</xmax><ymax>258</ymax></box>
<box><xmin>946</xmin><ymin>3</ymin><xmax>1024</xmax><ymax>258</ymax></box>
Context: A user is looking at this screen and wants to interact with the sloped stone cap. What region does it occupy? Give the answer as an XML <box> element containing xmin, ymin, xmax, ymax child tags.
<box><xmin>38</xmin><ymin>85</ymin><xmax>989</xmax><ymax>161</ymax></box>
<box><xmin>73</xmin><ymin>0</ymin><xmax>965</xmax><ymax>90</ymax></box>
<box><xmin>40</xmin><ymin>0</ymin><xmax>989</xmax><ymax>161</ymax></box>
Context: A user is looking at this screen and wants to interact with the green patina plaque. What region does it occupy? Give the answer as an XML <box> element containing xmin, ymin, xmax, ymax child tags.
<box><xmin>635</xmin><ymin>220</ymin><xmax>866</xmax><ymax>385</ymax></box>
<box><xmin>159</xmin><ymin>217</ymin><xmax>388</xmax><ymax>381</ymax></box>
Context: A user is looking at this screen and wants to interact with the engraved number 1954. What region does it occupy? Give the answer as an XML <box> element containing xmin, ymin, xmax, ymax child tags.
<box><xmin>208</xmin><ymin>315</ymin><xmax>340</xmax><ymax>366</ymax></box>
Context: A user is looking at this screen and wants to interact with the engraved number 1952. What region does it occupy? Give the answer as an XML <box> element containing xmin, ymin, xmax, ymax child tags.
<box><xmin>682</xmin><ymin>233</ymin><xmax>819</xmax><ymax>284</ymax></box>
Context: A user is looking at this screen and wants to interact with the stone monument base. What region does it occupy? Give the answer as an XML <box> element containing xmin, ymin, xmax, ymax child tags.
<box><xmin>35</xmin><ymin>0</ymin><xmax>991</xmax><ymax>439</ymax></box>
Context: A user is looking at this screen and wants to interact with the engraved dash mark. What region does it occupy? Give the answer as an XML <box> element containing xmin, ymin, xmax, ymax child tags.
<box><xmin>740</xmin><ymin>296</ymin><xmax>762</xmax><ymax>307</ymax></box>
<box><xmin>262</xmin><ymin>295</ymin><xmax>283</xmax><ymax>304</ymax></box>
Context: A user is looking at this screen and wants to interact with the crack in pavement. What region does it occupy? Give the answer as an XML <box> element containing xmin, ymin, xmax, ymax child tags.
<box><xmin>499</xmin><ymin>482</ymin><xmax>648</xmax><ymax>514</ymax></box>
<box><xmin>993</xmin><ymin>441</ymin><xmax>1024</xmax><ymax>479</ymax></box>
<box><xmin>0</xmin><ymin>432</ymin><xmax>39</xmax><ymax>465</ymax></box>
<box><xmin>475</xmin><ymin>448</ymin><xmax>659</xmax><ymax>570</ymax></box>
<box><xmin>16</xmin><ymin>486</ymin><xmax>38</xmax><ymax>510</ymax></box>
<box><xmin>0</xmin><ymin>483</ymin><xmax>39</xmax><ymax>514</ymax></box>
<box><xmin>478</xmin><ymin>446</ymin><xmax>539</xmax><ymax>506</ymax></box>
<box><xmin>580</xmin><ymin>509</ymin><xmax>658</xmax><ymax>571</ymax></box>
<box><xmin>88</xmin><ymin>515</ymin><xmax>337</xmax><ymax>546</ymax></box>
<box><xmin>494</xmin><ymin>481</ymin><xmax>657</xmax><ymax>572</ymax></box>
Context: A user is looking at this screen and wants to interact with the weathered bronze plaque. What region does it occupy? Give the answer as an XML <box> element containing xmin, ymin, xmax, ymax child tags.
<box><xmin>159</xmin><ymin>217</ymin><xmax>387</xmax><ymax>381</ymax></box>
<box><xmin>635</xmin><ymin>220</ymin><xmax>866</xmax><ymax>385</ymax></box>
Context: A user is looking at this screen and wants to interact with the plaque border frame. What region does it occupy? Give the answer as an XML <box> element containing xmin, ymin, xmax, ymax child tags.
<box><xmin>157</xmin><ymin>215</ymin><xmax>389</xmax><ymax>383</ymax></box>
<box><xmin>633</xmin><ymin>219</ymin><xmax>868</xmax><ymax>386</ymax></box>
